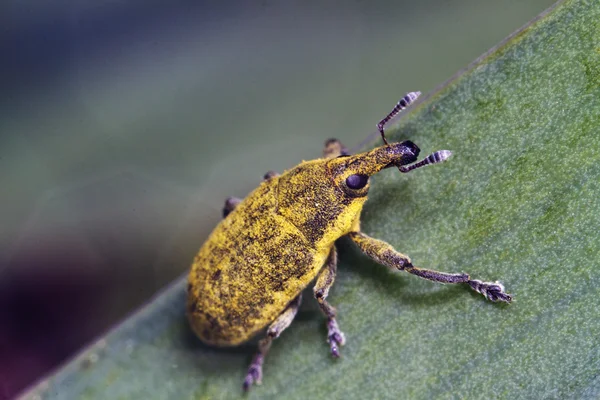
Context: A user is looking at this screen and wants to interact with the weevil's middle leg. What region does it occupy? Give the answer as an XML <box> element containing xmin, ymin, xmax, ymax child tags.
<box><xmin>226</xmin><ymin>139</ymin><xmax>345</xmax><ymax>218</ymax></box>
<box><xmin>243</xmin><ymin>293</ymin><xmax>302</xmax><ymax>391</ymax></box>
<box><xmin>314</xmin><ymin>246</ymin><xmax>346</xmax><ymax>357</ymax></box>
<box><xmin>222</xmin><ymin>172</ymin><xmax>280</xmax><ymax>218</ymax></box>
<box><xmin>347</xmin><ymin>231</ymin><xmax>512</xmax><ymax>303</ymax></box>
<box><xmin>222</xmin><ymin>197</ymin><xmax>241</xmax><ymax>218</ymax></box>
<box><xmin>323</xmin><ymin>138</ymin><xmax>350</xmax><ymax>159</ymax></box>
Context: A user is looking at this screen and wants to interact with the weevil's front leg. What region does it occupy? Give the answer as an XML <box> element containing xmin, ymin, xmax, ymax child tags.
<box><xmin>313</xmin><ymin>246</ymin><xmax>346</xmax><ymax>358</ymax></box>
<box><xmin>347</xmin><ymin>231</ymin><xmax>512</xmax><ymax>303</ymax></box>
<box><xmin>243</xmin><ymin>293</ymin><xmax>302</xmax><ymax>391</ymax></box>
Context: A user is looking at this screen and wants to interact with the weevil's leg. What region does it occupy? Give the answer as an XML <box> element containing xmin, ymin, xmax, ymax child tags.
<box><xmin>313</xmin><ymin>246</ymin><xmax>346</xmax><ymax>358</ymax></box>
<box><xmin>243</xmin><ymin>293</ymin><xmax>303</xmax><ymax>391</ymax></box>
<box><xmin>323</xmin><ymin>138</ymin><xmax>350</xmax><ymax>159</ymax></box>
<box><xmin>347</xmin><ymin>231</ymin><xmax>512</xmax><ymax>303</ymax></box>
<box><xmin>222</xmin><ymin>172</ymin><xmax>280</xmax><ymax>218</ymax></box>
<box><xmin>222</xmin><ymin>196</ymin><xmax>242</xmax><ymax>218</ymax></box>
<box><xmin>263</xmin><ymin>170</ymin><xmax>280</xmax><ymax>180</ymax></box>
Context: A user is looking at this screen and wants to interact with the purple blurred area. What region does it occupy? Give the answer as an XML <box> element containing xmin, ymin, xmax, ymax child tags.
<box><xmin>0</xmin><ymin>166</ymin><xmax>205</xmax><ymax>398</ymax></box>
<box><xmin>1</xmin><ymin>2</ymin><xmax>225</xmax><ymax>397</ymax></box>
<box><xmin>0</xmin><ymin>241</ymin><xmax>111</xmax><ymax>398</ymax></box>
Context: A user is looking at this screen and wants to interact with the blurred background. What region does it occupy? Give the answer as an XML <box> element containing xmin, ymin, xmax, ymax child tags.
<box><xmin>1</xmin><ymin>0</ymin><xmax>555</xmax><ymax>398</ymax></box>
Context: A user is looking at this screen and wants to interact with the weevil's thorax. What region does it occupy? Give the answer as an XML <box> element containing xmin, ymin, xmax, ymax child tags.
<box><xmin>275</xmin><ymin>158</ymin><xmax>369</xmax><ymax>251</ymax></box>
<box><xmin>275</xmin><ymin>142</ymin><xmax>420</xmax><ymax>251</ymax></box>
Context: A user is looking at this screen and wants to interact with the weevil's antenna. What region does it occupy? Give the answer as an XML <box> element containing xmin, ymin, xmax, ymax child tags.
<box><xmin>377</xmin><ymin>91</ymin><xmax>421</xmax><ymax>145</ymax></box>
<box><xmin>399</xmin><ymin>150</ymin><xmax>452</xmax><ymax>173</ymax></box>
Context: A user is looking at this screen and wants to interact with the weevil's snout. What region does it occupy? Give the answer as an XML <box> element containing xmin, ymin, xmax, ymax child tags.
<box><xmin>343</xmin><ymin>141</ymin><xmax>421</xmax><ymax>176</ymax></box>
<box><xmin>402</xmin><ymin>141</ymin><xmax>419</xmax><ymax>157</ymax></box>
<box><xmin>387</xmin><ymin>140</ymin><xmax>420</xmax><ymax>168</ymax></box>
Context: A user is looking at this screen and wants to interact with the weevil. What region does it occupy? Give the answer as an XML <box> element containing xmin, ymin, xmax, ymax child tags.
<box><xmin>186</xmin><ymin>91</ymin><xmax>512</xmax><ymax>391</ymax></box>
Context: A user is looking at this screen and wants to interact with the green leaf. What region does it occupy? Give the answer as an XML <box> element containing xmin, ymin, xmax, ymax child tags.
<box><xmin>21</xmin><ymin>0</ymin><xmax>600</xmax><ymax>398</ymax></box>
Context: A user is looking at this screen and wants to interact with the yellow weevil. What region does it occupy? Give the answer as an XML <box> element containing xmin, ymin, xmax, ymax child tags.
<box><xmin>186</xmin><ymin>91</ymin><xmax>512</xmax><ymax>391</ymax></box>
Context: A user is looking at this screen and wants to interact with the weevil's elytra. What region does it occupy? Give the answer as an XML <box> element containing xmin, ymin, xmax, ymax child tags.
<box><xmin>186</xmin><ymin>92</ymin><xmax>512</xmax><ymax>391</ymax></box>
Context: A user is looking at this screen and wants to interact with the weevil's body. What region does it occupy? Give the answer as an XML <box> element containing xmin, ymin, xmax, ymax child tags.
<box><xmin>187</xmin><ymin>146</ymin><xmax>386</xmax><ymax>346</ymax></box>
<box><xmin>187</xmin><ymin>93</ymin><xmax>512</xmax><ymax>391</ymax></box>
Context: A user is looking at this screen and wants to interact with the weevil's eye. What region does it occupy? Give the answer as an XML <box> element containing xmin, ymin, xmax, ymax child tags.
<box><xmin>345</xmin><ymin>174</ymin><xmax>369</xmax><ymax>190</ymax></box>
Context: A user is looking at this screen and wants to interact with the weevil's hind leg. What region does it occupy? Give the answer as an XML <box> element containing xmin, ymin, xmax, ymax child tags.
<box><xmin>313</xmin><ymin>246</ymin><xmax>346</xmax><ymax>357</ymax></box>
<box><xmin>222</xmin><ymin>197</ymin><xmax>242</xmax><ymax>218</ymax></box>
<box><xmin>347</xmin><ymin>231</ymin><xmax>512</xmax><ymax>303</ymax></box>
<box><xmin>323</xmin><ymin>139</ymin><xmax>350</xmax><ymax>159</ymax></box>
<box><xmin>243</xmin><ymin>293</ymin><xmax>303</xmax><ymax>391</ymax></box>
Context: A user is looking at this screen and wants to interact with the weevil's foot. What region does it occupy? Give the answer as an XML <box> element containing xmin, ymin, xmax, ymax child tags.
<box><xmin>242</xmin><ymin>355</ymin><xmax>264</xmax><ymax>392</ymax></box>
<box><xmin>327</xmin><ymin>318</ymin><xmax>346</xmax><ymax>358</ymax></box>
<box><xmin>468</xmin><ymin>279</ymin><xmax>513</xmax><ymax>303</ymax></box>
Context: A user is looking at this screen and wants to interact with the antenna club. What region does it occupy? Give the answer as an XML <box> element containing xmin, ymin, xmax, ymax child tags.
<box><xmin>398</xmin><ymin>149</ymin><xmax>453</xmax><ymax>173</ymax></box>
<box><xmin>406</xmin><ymin>91</ymin><xmax>422</xmax><ymax>102</ymax></box>
<box><xmin>377</xmin><ymin>90</ymin><xmax>422</xmax><ymax>146</ymax></box>
<box><xmin>437</xmin><ymin>150</ymin><xmax>453</xmax><ymax>162</ymax></box>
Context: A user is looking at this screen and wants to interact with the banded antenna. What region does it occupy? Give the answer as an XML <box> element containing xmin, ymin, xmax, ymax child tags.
<box><xmin>377</xmin><ymin>91</ymin><xmax>421</xmax><ymax>145</ymax></box>
<box><xmin>399</xmin><ymin>150</ymin><xmax>452</xmax><ymax>173</ymax></box>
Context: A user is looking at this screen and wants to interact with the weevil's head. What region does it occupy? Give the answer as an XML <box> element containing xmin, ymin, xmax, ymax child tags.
<box><xmin>275</xmin><ymin>141</ymin><xmax>420</xmax><ymax>245</ymax></box>
<box><xmin>326</xmin><ymin>140</ymin><xmax>420</xmax><ymax>198</ymax></box>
